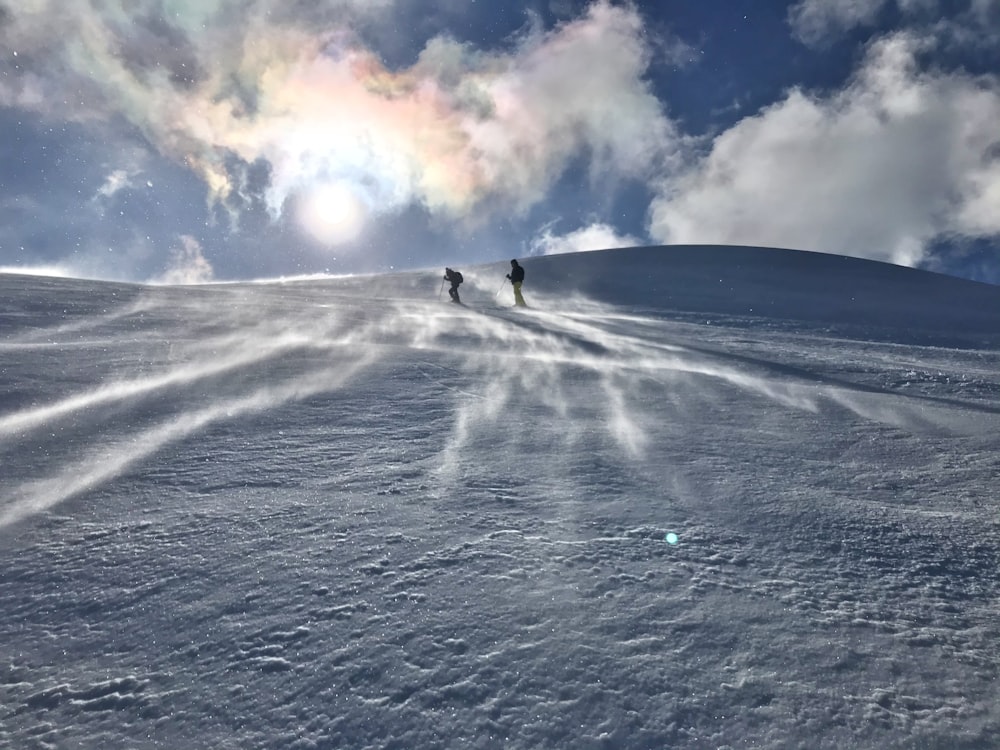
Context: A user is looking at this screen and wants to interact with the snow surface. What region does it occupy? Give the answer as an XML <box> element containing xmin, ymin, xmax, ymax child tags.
<box><xmin>2</xmin><ymin>244</ymin><xmax>999</xmax><ymax>749</ymax></box>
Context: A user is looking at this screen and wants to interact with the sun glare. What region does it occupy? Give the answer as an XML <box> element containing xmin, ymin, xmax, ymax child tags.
<box><xmin>297</xmin><ymin>182</ymin><xmax>368</xmax><ymax>246</ymax></box>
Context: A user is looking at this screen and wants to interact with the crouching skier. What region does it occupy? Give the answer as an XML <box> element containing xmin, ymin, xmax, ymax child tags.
<box><xmin>444</xmin><ymin>267</ymin><xmax>463</xmax><ymax>303</ymax></box>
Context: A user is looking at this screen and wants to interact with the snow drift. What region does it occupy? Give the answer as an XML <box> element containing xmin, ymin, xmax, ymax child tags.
<box><xmin>2</xmin><ymin>245</ymin><xmax>999</xmax><ymax>749</ymax></box>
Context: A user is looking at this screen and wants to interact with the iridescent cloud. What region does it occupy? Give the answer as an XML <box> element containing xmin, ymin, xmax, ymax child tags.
<box><xmin>1</xmin><ymin>0</ymin><xmax>677</xmax><ymax>245</ymax></box>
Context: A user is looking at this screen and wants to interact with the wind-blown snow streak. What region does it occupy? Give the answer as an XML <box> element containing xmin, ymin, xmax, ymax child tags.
<box><xmin>421</xmin><ymin>287</ymin><xmax>977</xmax><ymax>481</ymax></box>
<box><xmin>0</xmin><ymin>279</ymin><xmax>976</xmax><ymax>528</ymax></box>
<box><xmin>0</xmin><ymin>354</ymin><xmax>374</xmax><ymax>528</ymax></box>
<box><xmin>0</xmin><ymin>332</ymin><xmax>319</xmax><ymax>437</ymax></box>
<box><xmin>0</xmin><ymin>299</ymin><xmax>159</xmax><ymax>346</ymax></box>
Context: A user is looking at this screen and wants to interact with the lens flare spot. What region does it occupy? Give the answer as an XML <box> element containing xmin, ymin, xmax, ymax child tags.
<box><xmin>665</xmin><ymin>532</ymin><xmax>679</xmax><ymax>545</ymax></box>
<box><xmin>297</xmin><ymin>182</ymin><xmax>367</xmax><ymax>246</ymax></box>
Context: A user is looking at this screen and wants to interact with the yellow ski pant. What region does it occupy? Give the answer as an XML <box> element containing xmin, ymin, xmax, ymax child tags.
<box><xmin>512</xmin><ymin>281</ymin><xmax>526</xmax><ymax>307</ymax></box>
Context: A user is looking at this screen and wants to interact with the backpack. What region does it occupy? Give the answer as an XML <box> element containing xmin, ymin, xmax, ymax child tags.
<box><xmin>453</xmin><ymin>271</ymin><xmax>463</xmax><ymax>284</ymax></box>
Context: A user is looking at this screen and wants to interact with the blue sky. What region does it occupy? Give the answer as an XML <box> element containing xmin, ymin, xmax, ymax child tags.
<box><xmin>1</xmin><ymin>0</ymin><xmax>999</xmax><ymax>283</ymax></box>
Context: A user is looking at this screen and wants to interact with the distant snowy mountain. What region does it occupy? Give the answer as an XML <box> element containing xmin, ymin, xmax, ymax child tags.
<box><xmin>2</xmin><ymin>245</ymin><xmax>999</xmax><ymax>749</ymax></box>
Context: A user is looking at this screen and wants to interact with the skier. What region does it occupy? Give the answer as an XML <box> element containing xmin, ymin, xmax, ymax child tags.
<box><xmin>506</xmin><ymin>259</ymin><xmax>526</xmax><ymax>307</ymax></box>
<box><xmin>443</xmin><ymin>267</ymin><xmax>463</xmax><ymax>303</ymax></box>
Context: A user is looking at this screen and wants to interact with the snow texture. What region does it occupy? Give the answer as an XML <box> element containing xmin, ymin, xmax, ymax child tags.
<box><xmin>2</xmin><ymin>244</ymin><xmax>999</xmax><ymax>749</ymax></box>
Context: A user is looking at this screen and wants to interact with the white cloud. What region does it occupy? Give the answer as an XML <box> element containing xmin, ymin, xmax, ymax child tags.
<box><xmin>1</xmin><ymin>0</ymin><xmax>679</xmax><ymax>235</ymax></box>
<box><xmin>943</xmin><ymin>0</ymin><xmax>1000</xmax><ymax>48</ymax></box>
<box><xmin>788</xmin><ymin>0</ymin><xmax>891</xmax><ymax>45</ymax></box>
<box><xmin>787</xmin><ymin>0</ymin><xmax>949</xmax><ymax>45</ymax></box>
<box><xmin>529</xmin><ymin>222</ymin><xmax>641</xmax><ymax>256</ymax></box>
<box><xmin>787</xmin><ymin>0</ymin><xmax>1000</xmax><ymax>50</ymax></box>
<box><xmin>94</xmin><ymin>169</ymin><xmax>133</xmax><ymax>200</ymax></box>
<box><xmin>649</xmin><ymin>32</ymin><xmax>1000</xmax><ymax>267</ymax></box>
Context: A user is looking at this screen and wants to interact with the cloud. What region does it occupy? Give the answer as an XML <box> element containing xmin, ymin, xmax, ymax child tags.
<box><xmin>152</xmin><ymin>235</ymin><xmax>215</xmax><ymax>285</ymax></box>
<box><xmin>938</xmin><ymin>0</ymin><xmax>1000</xmax><ymax>50</ymax></box>
<box><xmin>94</xmin><ymin>169</ymin><xmax>133</xmax><ymax>200</ymax></box>
<box><xmin>0</xmin><ymin>1</ymin><xmax>678</xmax><ymax>247</ymax></box>
<box><xmin>970</xmin><ymin>0</ymin><xmax>1000</xmax><ymax>18</ymax></box>
<box><xmin>529</xmin><ymin>222</ymin><xmax>641</xmax><ymax>256</ymax></box>
<box><xmin>788</xmin><ymin>0</ymin><xmax>1000</xmax><ymax>47</ymax></box>
<box><xmin>787</xmin><ymin>0</ymin><xmax>944</xmax><ymax>45</ymax></box>
<box><xmin>788</xmin><ymin>0</ymin><xmax>892</xmax><ymax>45</ymax></box>
<box><xmin>649</xmin><ymin>32</ymin><xmax>1000</xmax><ymax>267</ymax></box>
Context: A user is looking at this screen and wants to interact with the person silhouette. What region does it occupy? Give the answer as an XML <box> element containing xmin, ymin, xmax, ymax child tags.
<box><xmin>444</xmin><ymin>267</ymin><xmax>463</xmax><ymax>303</ymax></box>
<box><xmin>506</xmin><ymin>259</ymin><xmax>526</xmax><ymax>307</ymax></box>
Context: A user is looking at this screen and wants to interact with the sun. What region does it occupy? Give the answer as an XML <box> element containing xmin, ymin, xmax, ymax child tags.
<box><xmin>296</xmin><ymin>182</ymin><xmax>368</xmax><ymax>246</ymax></box>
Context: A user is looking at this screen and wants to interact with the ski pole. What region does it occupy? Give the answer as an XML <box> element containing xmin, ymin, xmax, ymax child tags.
<box><xmin>495</xmin><ymin>277</ymin><xmax>508</xmax><ymax>297</ymax></box>
<box><xmin>438</xmin><ymin>278</ymin><xmax>445</xmax><ymax>300</ymax></box>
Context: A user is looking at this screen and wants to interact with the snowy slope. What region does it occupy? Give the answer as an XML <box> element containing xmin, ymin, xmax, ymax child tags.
<box><xmin>2</xmin><ymin>245</ymin><xmax>999</xmax><ymax>749</ymax></box>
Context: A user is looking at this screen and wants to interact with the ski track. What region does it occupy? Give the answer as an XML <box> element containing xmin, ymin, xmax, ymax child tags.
<box><xmin>2</xmin><ymin>276</ymin><xmax>999</xmax><ymax>748</ymax></box>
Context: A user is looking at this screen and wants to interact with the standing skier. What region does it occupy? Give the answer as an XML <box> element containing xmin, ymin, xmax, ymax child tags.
<box><xmin>507</xmin><ymin>259</ymin><xmax>526</xmax><ymax>307</ymax></box>
<box><xmin>444</xmin><ymin>267</ymin><xmax>463</xmax><ymax>303</ymax></box>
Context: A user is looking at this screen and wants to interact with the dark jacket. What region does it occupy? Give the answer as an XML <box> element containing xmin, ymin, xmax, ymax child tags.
<box><xmin>507</xmin><ymin>261</ymin><xmax>524</xmax><ymax>284</ymax></box>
